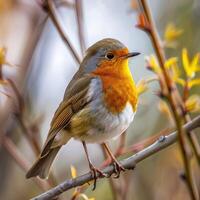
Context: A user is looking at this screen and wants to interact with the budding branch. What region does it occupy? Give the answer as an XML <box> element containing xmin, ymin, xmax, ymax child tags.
<box><xmin>32</xmin><ymin>115</ymin><xmax>200</xmax><ymax>200</ymax></box>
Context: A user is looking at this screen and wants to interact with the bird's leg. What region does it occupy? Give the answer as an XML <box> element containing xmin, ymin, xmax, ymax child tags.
<box><xmin>82</xmin><ymin>141</ymin><xmax>108</xmax><ymax>190</ymax></box>
<box><xmin>102</xmin><ymin>143</ymin><xmax>125</xmax><ymax>178</ymax></box>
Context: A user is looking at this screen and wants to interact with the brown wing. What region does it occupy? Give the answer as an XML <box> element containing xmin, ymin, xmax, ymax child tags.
<box><xmin>41</xmin><ymin>75</ymin><xmax>94</xmax><ymax>156</ymax></box>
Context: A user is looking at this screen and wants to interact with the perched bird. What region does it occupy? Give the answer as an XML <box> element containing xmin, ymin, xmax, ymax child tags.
<box><xmin>26</xmin><ymin>38</ymin><xmax>140</xmax><ymax>188</ymax></box>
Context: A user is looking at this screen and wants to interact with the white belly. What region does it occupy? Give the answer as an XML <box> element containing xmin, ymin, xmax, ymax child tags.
<box><xmin>70</xmin><ymin>78</ymin><xmax>136</xmax><ymax>143</ymax></box>
<box><xmin>81</xmin><ymin>102</ymin><xmax>135</xmax><ymax>143</ymax></box>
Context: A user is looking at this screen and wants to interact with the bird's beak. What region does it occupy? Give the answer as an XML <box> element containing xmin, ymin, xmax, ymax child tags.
<box><xmin>123</xmin><ymin>52</ymin><xmax>140</xmax><ymax>59</ymax></box>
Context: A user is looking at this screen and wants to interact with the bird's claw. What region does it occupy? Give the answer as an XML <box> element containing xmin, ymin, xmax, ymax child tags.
<box><xmin>90</xmin><ymin>165</ymin><xmax>108</xmax><ymax>190</ymax></box>
<box><xmin>112</xmin><ymin>161</ymin><xmax>125</xmax><ymax>178</ymax></box>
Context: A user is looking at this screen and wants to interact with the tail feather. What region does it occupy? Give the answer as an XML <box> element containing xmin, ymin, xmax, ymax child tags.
<box><xmin>26</xmin><ymin>131</ymin><xmax>71</xmax><ymax>179</ymax></box>
<box><xmin>26</xmin><ymin>147</ymin><xmax>60</xmax><ymax>179</ymax></box>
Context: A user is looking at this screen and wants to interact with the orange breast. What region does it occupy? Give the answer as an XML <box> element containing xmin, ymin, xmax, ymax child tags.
<box><xmin>91</xmin><ymin>51</ymin><xmax>138</xmax><ymax>114</ymax></box>
<box><xmin>100</xmin><ymin>76</ymin><xmax>138</xmax><ymax>114</ymax></box>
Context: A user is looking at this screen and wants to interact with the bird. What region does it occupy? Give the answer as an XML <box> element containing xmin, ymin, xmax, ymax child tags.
<box><xmin>26</xmin><ymin>38</ymin><xmax>140</xmax><ymax>188</ymax></box>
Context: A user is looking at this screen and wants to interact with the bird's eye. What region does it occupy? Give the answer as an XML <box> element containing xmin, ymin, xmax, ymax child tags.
<box><xmin>105</xmin><ymin>52</ymin><xmax>115</xmax><ymax>60</ymax></box>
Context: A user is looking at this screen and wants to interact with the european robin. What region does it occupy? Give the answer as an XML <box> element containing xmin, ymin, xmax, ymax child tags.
<box><xmin>26</xmin><ymin>38</ymin><xmax>140</xmax><ymax>188</ymax></box>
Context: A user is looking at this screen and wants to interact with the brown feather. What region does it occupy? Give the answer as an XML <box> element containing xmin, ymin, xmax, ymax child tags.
<box><xmin>41</xmin><ymin>76</ymin><xmax>93</xmax><ymax>157</ymax></box>
<box><xmin>26</xmin><ymin>147</ymin><xmax>61</xmax><ymax>179</ymax></box>
<box><xmin>26</xmin><ymin>75</ymin><xmax>94</xmax><ymax>179</ymax></box>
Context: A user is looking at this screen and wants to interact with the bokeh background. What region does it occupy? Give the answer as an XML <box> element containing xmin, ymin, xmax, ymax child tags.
<box><xmin>0</xmin><ymin>0</ymin><xmax>199</xmax><ymax>199</ymax></box>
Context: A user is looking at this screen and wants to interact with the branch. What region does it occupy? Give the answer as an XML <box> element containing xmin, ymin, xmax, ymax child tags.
<box><xmin>46</xmin><ymin>0</ymin><xmax>81</xmax><ymax>64</ymax></box>
<box><xmin>31</xmin><ymin>115</ymin><xmax>200</xmax><ymax>200</ymax></box>
<box><xmin>1</xmin><ymin>136</ymin><xmax>50</xmax><ymax>191</ymax></box>
<box><xmin>139</xmin><ymin>1</ymin><xmax>199</xmax><ymax>199</ymax></box>
<box><xmin>7</xmin><ymin>78</ymin><xmax>42</xmax><ymax>156</ymax></box>
<box><xmin>75</xmin><ymin>0</ymin><xmax>86</xmax><ymax>56</ymax></box>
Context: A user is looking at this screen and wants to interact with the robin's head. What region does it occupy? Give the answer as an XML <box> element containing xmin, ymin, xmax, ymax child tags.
<box><xmin>80</xmin><ymin>38</ymin><xmax>140</xmax><ymax>76</ymax></box>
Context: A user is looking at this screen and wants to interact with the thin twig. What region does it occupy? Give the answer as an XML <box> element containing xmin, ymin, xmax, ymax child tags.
<box><xmin>17</xmin><ymin>116</ymin><xmax>41</xmax><ymax>155</ymax></box>
<box><xmin>31</xmin><ymin>115</ymin><xmax>200</xmax><ymax>200</ymax></box>
<box><xmin>6</xmin><ymin>78</ymin><xmax>60</xmax><ymax>190</ymax></box>
<box><xmin>75</xmin><ymin>0</ymin><xmax>86</xmax><ymax>56</ymax></box>
<box><xmin>46</xmin><ymin>0</ymin><xmax>81</xmax><ymax>63</ymax></box>
<box><xmin>56</xmin><ymin>0</ymin><xmax>75</xmax><ymax>9</ymax></box>
<box><xmin>1</xmin><ymin>135</ymin><xmax>61</xmax><ymax>199</ymax></box>
<box><xmin>6</xmin><ymin>79</ymin><xmax>24</xmax><ymax>113</ymax></box>
<box><xmin>1</xmin><ymin>136</ymin><xmax>50</xmax><ymax>191</ymax></box>
<box><xmin>6</xmin><ymin>79</ymin><xmax>41</xmax><ymax>156</ymax></box>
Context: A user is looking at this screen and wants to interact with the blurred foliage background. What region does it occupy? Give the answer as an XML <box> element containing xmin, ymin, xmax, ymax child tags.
<box><xmin>0</xmin><ymin>0</ymin><xmax>199</xmax><ymax>200</ymax></box>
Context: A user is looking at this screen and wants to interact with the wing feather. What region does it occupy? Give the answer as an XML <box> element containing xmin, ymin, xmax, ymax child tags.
<box><xmin>41</xmin><ymin>75</ymin><xmax>94</xmax><ymax>156</ymax></box>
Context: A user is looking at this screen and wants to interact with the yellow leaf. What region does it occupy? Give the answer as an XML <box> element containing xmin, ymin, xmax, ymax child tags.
<box><xmin>164</xmin><ymin>23</ymin><xmax>183</xmax><ymax>42</ymax></box>
<box><xmin>191</xmin><ymin>53</ymin><xmax>200</xmax><ymax>72</ymax></box>
<box><xmin>136</xmin><ymin>79</ymin><xmax>148</xmax><ymax>96</ymax></box>
<box><xmin>146</xmin><ymin>55</ymin><xmax>160</xmax><ymax>73</ymax></box>
<box><xmin>0</xmin><ymin>47</ymin><xmax>6</xmax><ymax>65</ymax></box>
<box><xmin>165</xmin><ymin>57</ymin><xmax>180</xmax><ymax>78</ymax></box>
<box><xmin>182</xmin><ymin>48</ymin><xmax>192</xmax><ymax>77</ymax></box>
<box><xmin>182</xmin><ymin>49</ymin><xmax>200</xmax><ymax>78</ymax></box>
<box><xmin>165</xmin><ymin>57</ymin><xmax>184</xmax><ymax>86</ymax></box>
<box><xmin>164</xmin><ymin>23</ymin><xmax>183</xmax><ymax>48</ymax></box>
<box><xmin>70</xmin><ymin>165</ymin><xmax>77</xmax><ymax>178</ymax></box>
<box><xmin>165</xmin><ymin>57</ymin><xmax>178</xmax><ymax>69</ymax></box>
<box><xmin>194</xmin><ymin>65</ymin><xmax>200</xmax><ymax>72</ymax></box>
<box><xmin>188</xmin><ymin>78</ymin><xmax>200</xmax><ymax>88</ymax></box>
<box><xmin>191</xmin><ymin>53</ymin><xmax>199</xmax><ymax>68</ymax></box>
<box><xmin>174</xmin><ymin>77</ymin><xmax>185</xmax><ymax>87</ymax></box>
<box><xmin>185</xmin><ymin>95</ymin><xmax>200</xmax><ymax>113</ymax></box>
